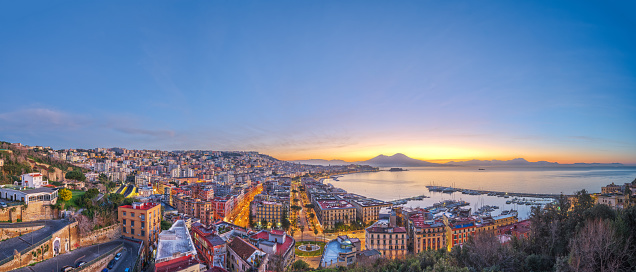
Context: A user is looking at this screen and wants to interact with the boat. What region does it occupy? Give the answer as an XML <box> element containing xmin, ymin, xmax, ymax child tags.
<box><xmin>478</xmin><ymin>168</ymin><xmax>485</xmax><ymax>170</ymax></box>
<box><xmin>506</xmin><ymin>201</ymin><xmax>512</xmax><ymax>204</ymax></box>
<box><xmin>442</xmin><ymin>187</ymin><xmax>456</xmax><ymax>194</ymax></box>
<box><xmin>389</xmin><ymin>168</ymin><xmax>407</xmax><ymax>171</ymax></box>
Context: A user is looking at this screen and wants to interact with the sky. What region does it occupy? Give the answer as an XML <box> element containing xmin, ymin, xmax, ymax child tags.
<box><xmin>0</xmin><ymin>1</ymin><xmax>635</xmax><ymax>164</ymax></box>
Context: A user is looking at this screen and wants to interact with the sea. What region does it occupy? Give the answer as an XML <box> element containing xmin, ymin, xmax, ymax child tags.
<box><xmin>325</xmin><ymin>166</ymin><xmax>636</xmax><ymax>219</ymax></box>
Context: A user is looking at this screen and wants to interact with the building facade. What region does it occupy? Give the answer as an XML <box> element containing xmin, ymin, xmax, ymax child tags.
<box><xmin>119</xmin><ymin>202</ymin><xmax>162</xmax><ymax>251</ymax></box>
<box><xmin>350</xmin><ymin>198</ymin><xmax>392</xmax><ymax>224</ymax></box>
<box><xmin>409</xmin><ymin>214</ymin><xmax>446</xmax><ymax>253</ymax></box>
<box><xmin>364</xmin><ymin>220</ymin><xmax>408</xmax><ymax>259</ymax></box>
<box><xmin>316</xmin><ymin>200</ymin><xmax>356</xmax><ymax>229</ymax></box>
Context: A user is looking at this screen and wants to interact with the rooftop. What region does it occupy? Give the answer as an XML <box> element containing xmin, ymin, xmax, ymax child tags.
<box><xmin>228</xmin><ymin>237</ymin><xmax>259</xmax><ymax>261</ymax></box>
<box><xmin>120</xmin><ymin>202</ymin><xmax>160</xmax><ymax>210</ymax></box>
<box><xmin>156</xmin><ymin>220</ymin><xmax>198</xmax><ymax>263</ymax></box>
<box><xmin>351</xmin><ymin>198</ymin><xmax>390</xmax><ymax>207</ymax></box>
<box><xmin>410</xmin><ymin>214</ymin><xmax>445</xmax><ymax>229</ymax></box>
<box><xmin>365</xmin><ymin>220</ymin><xmax>407</xmax><ymax>233</ymax></box>
<box><xmin>250</xmin><ymin>230</ymin><xmax>295</xmax><ymax>256</ymax></box>
<box><xmin>317</xmin><ymin>200</ymin><xmax>354</xmax><ymax>210</ymax></box>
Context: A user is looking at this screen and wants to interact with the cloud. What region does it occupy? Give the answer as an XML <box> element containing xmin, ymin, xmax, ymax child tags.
<box><xmin>0</xmin><ymin>108</ymin><xmax>91</xmax><ymax>131</ymax></box>
<box><xmin>113</xmin><ymin>127</ymin><xmax>176</xmax><ymax>138</ymax></box>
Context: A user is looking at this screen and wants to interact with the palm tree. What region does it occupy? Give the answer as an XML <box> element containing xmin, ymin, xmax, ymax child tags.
<box><xmin>300</xmin><ymin>224</ymin><xmax>305</xmax><ymax>243</ymax></box>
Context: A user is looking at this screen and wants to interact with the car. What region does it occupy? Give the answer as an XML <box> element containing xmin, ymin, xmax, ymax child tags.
<box><xmin>124</xmin><ymin>268</ymin><xmax>130</xmax><ymax>272</ymax></box>
<box><xmin>114</xmin><ymin>252</ymin><xmax>122</xmax><ymax>261</ymax></box>
<box><xmin>0</xmin><ymin>202</ymin><xmax>6</xmax><ymax>208</ymax></box>
<box><xmin>76</xmin><ymin>261</ymin><xmax>87</xmax><ymax>267</ymax></box>
<box><xmin>102</xmin><ymin>269</ymin><xmax>108</xmax><ymax>272</ymax></box>
<box><xmin>107</xmin><ymin>260</ymin><xmax>116</xmax><ymax>269</ymax></box>
<box><xmin>61</xmin><ymin>266</ymin><xmax>74</xmax><ymax>272</ymax></box>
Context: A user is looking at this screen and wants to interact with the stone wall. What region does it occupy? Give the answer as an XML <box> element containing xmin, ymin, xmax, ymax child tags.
<box><xmin>79</xmin><ymin>223</ymin><xmax>122</xmax><ymax>247</ymax></box>
<box><xmin>0</xmin><ymin>202</ymin><xmax>57</xmax><ymax>223</ymax></box>
<box><xmin>0</xmin><ymin>224</ymin><xmax>44</xmax><ymax>241</ymax></box>
<box><xmin>0</xmin><ymin>222</ymin><xmax>79</xmax><ymax>272</ymax></box>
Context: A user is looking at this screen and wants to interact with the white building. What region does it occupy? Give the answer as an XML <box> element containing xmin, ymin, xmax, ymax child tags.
<box><xmin>21</xmin><ymin>173</ymin><xmax>47</xmax><ymax>189</ymax></box>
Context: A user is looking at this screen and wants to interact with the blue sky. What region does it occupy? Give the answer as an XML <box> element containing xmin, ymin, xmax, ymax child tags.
<box><xmin>0</xmin><ymin>1</ymin><xmax>635</xmax><ymax>163</ymax></box>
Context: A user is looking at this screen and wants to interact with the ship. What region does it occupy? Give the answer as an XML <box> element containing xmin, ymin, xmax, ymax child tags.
<box><xmin>389</xmin><ymin>168</ymin><xmax>407</xmax><ymax>172</ymax></box>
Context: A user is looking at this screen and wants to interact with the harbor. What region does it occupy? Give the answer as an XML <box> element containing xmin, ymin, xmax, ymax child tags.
<box><xmin>424</xmin><ymin>185</ymin><xmax>566</xmax><ymax>199</ymax></box>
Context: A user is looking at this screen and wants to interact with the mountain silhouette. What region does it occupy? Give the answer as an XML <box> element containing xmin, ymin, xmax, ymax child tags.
<box><xmin>358</xmin><ymin>153</ymin><xmax>440</xmax><ymax>167</ymax></box>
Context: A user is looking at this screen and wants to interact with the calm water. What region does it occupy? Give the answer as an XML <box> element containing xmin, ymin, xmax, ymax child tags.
<box><xmin>326</xmin><ymin>166</ymin><xmax>636</xmax><ymax>219</ymax></box>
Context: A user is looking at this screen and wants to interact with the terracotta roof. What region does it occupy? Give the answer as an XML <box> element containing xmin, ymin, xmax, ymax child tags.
<box><xmin>250</xmin><ymin>230</ymin><xmax>294</xmax><ymax>256</ymax></box>
<box><xmin>228</xmin><ymin>237</ymin><xmax>258</xmax><ymax>261</ymax></box>
<box><xmin>155</xmin><ymin>256</ymin><xmax>200</xmax><ymax>272</ymax></box>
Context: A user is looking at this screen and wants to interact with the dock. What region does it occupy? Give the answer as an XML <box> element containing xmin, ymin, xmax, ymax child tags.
<box><xmin>424</xmin><ymin>186</ymin><xmax>566</xmax><ymax>199</ymax></box>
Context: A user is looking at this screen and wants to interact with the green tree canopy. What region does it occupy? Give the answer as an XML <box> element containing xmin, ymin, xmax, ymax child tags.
<box><xmin>65</xmin><ymin>170</ymin><xmax>86</xmax><ymax>181</ymax></box>
<box><xmin>58</xmin><ymin>188</ymin><xmax>72</xmax><ymax>202</ymax></box>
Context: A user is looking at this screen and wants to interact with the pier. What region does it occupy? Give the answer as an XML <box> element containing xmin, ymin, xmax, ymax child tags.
<box><xmin>424</xmin><ymin>186</ymin><xmax>565</xmax><ymax>199</ymax></box>
<box><xmin>389</xmin><ymin>186</ymin><xmax>565</xmax><ymax>204</ymax></box>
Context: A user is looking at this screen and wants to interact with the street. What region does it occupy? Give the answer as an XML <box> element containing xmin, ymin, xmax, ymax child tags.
<box><xmin>12</xmin><ymin>239</ymin><xmax>140</xmax><ymax>272</ymax></box>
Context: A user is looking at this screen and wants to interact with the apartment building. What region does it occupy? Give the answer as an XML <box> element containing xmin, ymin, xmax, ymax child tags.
<box><xmin>350</xmin><ymin>198</ymin><xmax>392</xmax><ymax>224</ymax></box>
<box><xmin>316</xmin><ymin>200</ymin><xmax>357</xmax><ymax>229</ymax></box>
<box><xmin>491</xmin><ymin>214</ymin><xmax>518</xmax><ymax>228</ymax></box>
<box><xmin>250</xmin><ymin>230</ymin><xmax>296</xmax><ymax>270</ymax></box>
<box><xmin>444</xmin><ymin>217</ymin><xmax>476</xmax><ymax>251</ymax></box>
<box><xmin>251</xmin><ymin>200</ymin><xmax>284</xmax><ymax>225</ymax></box>
<box><xmin>190</xmin><ymin>222</ymin><xmax>228</xmax><ymax>269</ymax></box>
<box><xmin>119</xmin><ymin>202</ymin><xmax>162</xmax><ymax>250</ymax></box>
<box><xmin>409</xmin><ymin>214</ymin><xmax>446</xmax><ymax>253</ymax></box>
<box><xmin>364</xmin><ymin>220</ymin><xmax>408</xmax><ymax>259</ymax></box>
<box><xmin>154</xmin><ymin>220</ymin><xmax>204</xmax><ymax>272</ymax></box>
<box><xmin>173</xmin><ymin>194</ymin><xmax>216</xmax><ymax>225</ymax></box>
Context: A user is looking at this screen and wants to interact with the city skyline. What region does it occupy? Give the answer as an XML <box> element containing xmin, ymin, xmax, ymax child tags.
<box><xmin>1</xmin><ymin>1</ymin><xmax>635</xmax><ymax>164</ymax></box>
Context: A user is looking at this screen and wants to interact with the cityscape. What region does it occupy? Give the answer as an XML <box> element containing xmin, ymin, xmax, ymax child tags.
<box><xmin>1</xmin><ymin>1</ymin><xmax>635</xmax><ymax>272</ymax></box>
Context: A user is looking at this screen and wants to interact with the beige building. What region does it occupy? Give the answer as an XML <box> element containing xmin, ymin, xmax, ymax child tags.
<box><xmin>596</xmin><ymin>193</ymin><xmax>629</xmax><ymax>209</ymax></box>
<box><xmin>409</xmin><ymin>214</ymin><xmax>446</xmax><ymax>253</ymax></box>
<box><xmin>119</xmin><ymin>202</ymin><xmax>162</xmax><ymax>250</ymax></box>
<box><xmin>350</xmin><ymin>198</ymin><xmax>392</xmax><ymax>224</ymax></box>
<box><xmin>251</xmin><ymin>200</ymin><xmax>284</xmax><ymax>226</ymax></box>
<box><xmin>316</xmin><ymin>200</ymin><xmax>357</xmax><ymax>229</ymax></box>
<box><xmin>364</xmin><ymin>220</ymin><xmax>408</xmax><ymax>259</ymax></box>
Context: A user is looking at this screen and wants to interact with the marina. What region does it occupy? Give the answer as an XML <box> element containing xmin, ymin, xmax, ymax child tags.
<box><xmin>424</xmin><ymin>185</ymin><xmax>565</xmax><ymax>199</ymax></box>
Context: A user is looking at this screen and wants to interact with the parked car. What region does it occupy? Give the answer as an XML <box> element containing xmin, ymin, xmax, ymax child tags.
<box><xmin>102</xmin><ymin>269</ymin><xmax>108</xmax><ymax>272</ymax></box>
<box><xmin>76</xmin><ymin>261</ymin><xmax>86</xmax><ymax>267</ymax></box>
<box><xmin>114</xmin><ymin>252</ymin><xmax>122</xmax><ymax>261</ymax></box>
<box><xmin>0</xmin><ymin>202</ymin><xmax>7</xmax><ymax>208</ymax></box>
<box><xmin>61</xmin><ymin>266</ymin><xmax>74</xmax><ymax>272</ymax></box>
<box><xmin>107</xmin><ymin>260</ymin><xmax>116</xmax><ymax>269</ymax></box>
<box><xmin>124</xmin><ymin>268</ymin><xmax>130</xmax><ymax>272</ymax></box>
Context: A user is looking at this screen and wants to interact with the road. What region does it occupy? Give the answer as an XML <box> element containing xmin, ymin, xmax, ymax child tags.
<box><xmin>228</xmin><ymin>186</ymin><xmax>262</xmax><ymax>228</ymax></box>
<box><xmin>0</xmin><ymin>220</ymin><xmax>70</xmax><ymax>261</ymax></box>
<box><xmin>13</xmin><ymin>239</ymin><xmax>141</xmax><ymax>272</ymax></box>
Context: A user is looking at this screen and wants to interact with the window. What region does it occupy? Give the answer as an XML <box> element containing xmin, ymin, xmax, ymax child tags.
<box><xmin>131</xmin><ymin>229</ymin><xmax>135</xmax><ymax>235</ymax></box>
<box><xmin>123</xmin><ymin>219</ymin><xmax>126</xmax><ymax>226</ymax></box>
<box><xmin>141</xmin><ymin>230</ymin><xmax>145</xmax><ymax>236</ymax></box>
<box><xmin>132</xmin><ymin>212</ymin><xmax>135</xmax><ymax>217</ymax></box>
<box><xmin>131</xmin><ymin>220</ymin><xmax>135</xmax><ymax>226</ymax></box>
<box><xmin>123</xmin><ymin>212</ymin><xmax>126</xmax><ymax>216</ymax></box>
<box><xmin>122</xmin><ymin>227</ymin><xmax>126</xmax><ymax>233</ymax></box>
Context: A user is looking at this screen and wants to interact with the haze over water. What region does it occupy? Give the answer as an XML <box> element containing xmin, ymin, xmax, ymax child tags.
<box><xmin>326</xmin><ymin>166</ymin><xmax>636</xmax><ymax>219</ymax></box>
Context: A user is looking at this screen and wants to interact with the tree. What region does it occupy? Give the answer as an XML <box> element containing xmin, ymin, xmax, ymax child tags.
<box><xmin>65</xmin><ymin>169</ymin><xmax>86</xmax><ymax>181</ymax></box>
<box><xmin>161</xmin><ymin>220</ymin><xmax>172</xmax><ymax>230</ymax></box>
<box><xmin>281</xmin><ymin>209</ymin><xmax>290</xmax><ymax>230</ymax></box>
<box><xmin>58</xmin><ymin>188</ymin><xmax>72</xmax><ymax>202</ymax></box>
<box><xmin>569</xmin><ymin>219</ymin><xmax>629</xmax><ymax>272</ymax></box>
<box><xmin>291</xmin><ymin>260</ymin><xmax>310</xmax><ymax>271</ymax></box>
<box><xmin>300</xmin><ymin>225</ymin><xmax>305</xmax><ymax>242</ymax></box>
